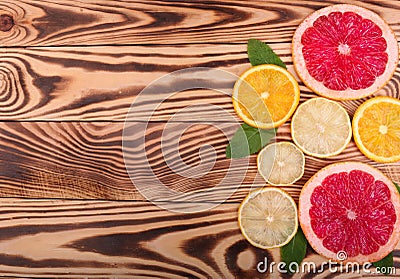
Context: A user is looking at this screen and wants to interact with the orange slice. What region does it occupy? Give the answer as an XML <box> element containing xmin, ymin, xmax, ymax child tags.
<box><xmin>232</xmin><ymin>64</ymin><xmax>300</xmax><ymax>129</ymax></box>
<box><xmin>353</xmin><ymin>96</ymin><xmax>400</xmax><ymax>163</ymax></box>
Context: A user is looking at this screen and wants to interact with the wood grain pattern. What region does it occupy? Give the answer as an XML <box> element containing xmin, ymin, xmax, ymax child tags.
<box><xmin>0</xmin><ymin>121</ymin><xmax>399</xmax><ymax>201</ymax></box>
<box><xmin>0</xmin><ymin>45</ymin><xmax>399</xmax><ymax>121</ymax></box>
<box><xmin>0</xmin><ymin>199</ymin><xmax>258</xmax><ymax>278</ymax></box>
<box><xmin>0</xmin><ymin>198</ymin><xmax>395</xmax><ymax>278</ymax></box>
<box><xmin>0</xmin><ymin>121</ymin><xmax>264</xmax><ymax>200</ymax></box>
<box><xmin>0</xmin><ymin>1</ymin><xmax>400</xmax><ymax>277</ymax></box>
<box><xmin>0</xmin><ymin>0</ymin><xmax>399</xmax><ymax>46</ymax></box>
<box><xmin>0</xmin><ymin>45</ymin><xmax>246</xmax><ymax>120</ymax></box>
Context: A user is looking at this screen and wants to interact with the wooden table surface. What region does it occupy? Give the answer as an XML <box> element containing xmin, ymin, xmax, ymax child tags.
<box><xmin>0</xmin><ymin>0</ymin><xmax>399</xmax><ymax>278</ymax></box>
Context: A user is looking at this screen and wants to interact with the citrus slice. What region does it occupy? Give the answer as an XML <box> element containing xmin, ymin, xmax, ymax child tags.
<box><xmin>299</xmin><ymin>162</ymin><xmax>400</xmax><ymax>263</ymax></box>
<box><xmin>232</xmin><ymin>64</ymin><xmax>300</xmax><ymax>129</ymax></box>
<box><xmin>257</xmin><ymin>142</ymin><xmax>305</xmax><ymax>185</ymax></box>
<box><xmin>291</xmin><ymin>97</ymin><xmax>352</xmax><ymax>158</ymax></box>
<box><xmin>292</xmin><ymin>4</ymin><xmax>398</xmax><ymax>100</ymax></box>
<box><xmin>353</xmin><ymin>96</ymin><xmax>400</xmax><ymax>163</ymax></box>
<box><xmin>238</xmin><ymin>187</ymin><xmax>298</xmax><ymax>249</ymax></box>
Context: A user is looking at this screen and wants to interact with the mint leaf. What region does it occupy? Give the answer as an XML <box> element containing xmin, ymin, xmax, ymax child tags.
<box><xmin>226</xmin><ymin>123</ymin><xmax>276</xmax><ymax>158</ymax></box>
<box><xmin>373</xmin><ymin>252</ymin><xmax>393</xmax><ymax>274</ymax></box>
<box><xmin>280</xmin><ymin>228</ymin><xmax>307</xmax><ymax>274</ymax></box>
<box><xmin>394</xmin><ymin>181</ymin><xmax>400</xmax><ymax>193</ymax></box>
<box><xmin>247</xmin><ymin>39</ymin><xmax>286</xmax><ymax>68</ymax></box>
<box><xmin>226</xmin><ymin>39</ymin><xmax>283</xmax><ymax>159</ymax></box>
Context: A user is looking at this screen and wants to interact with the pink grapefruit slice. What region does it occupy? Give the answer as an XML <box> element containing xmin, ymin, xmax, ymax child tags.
<box><xmin>299</xmin><ymin>162</ymin><xmax>400</xmax><ymax>263</ymax></box>
<box><xmin>292</xmin><ymin>4</ymin><xmax>399</xmax><ymax>100</ymax></box>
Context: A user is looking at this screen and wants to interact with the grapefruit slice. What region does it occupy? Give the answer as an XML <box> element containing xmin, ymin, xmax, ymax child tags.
<box><xmin>299</xmin><ymin>162</ymin><xmax>400</xmax><ymax>263</ymax></box>
<box><xmin>292</xmin><ymin>4</ymin><xmax>399</xmax><ymax>100</ymax></box>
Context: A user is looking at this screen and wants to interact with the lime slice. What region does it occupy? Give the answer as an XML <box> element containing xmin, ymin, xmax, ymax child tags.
<box><xmin>291</xmin><ymin>97</ymin><xmax>352</xmax><ymax>158</ymax></box>
<box><xmin>238</xmin><ymin>187</ymin><xmax>298</xmax><ymax>249</ymax></box>
<box><xmin>257</xmin><ymin>141</ymin><xmax>305</xmax><ymax>185</ymax></box>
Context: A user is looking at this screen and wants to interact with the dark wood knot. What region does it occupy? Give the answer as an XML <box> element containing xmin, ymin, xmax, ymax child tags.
<box><xmin>0</xmin><ymin>14</ymin><xmax>14</xmax><ymax>32</ymax></box>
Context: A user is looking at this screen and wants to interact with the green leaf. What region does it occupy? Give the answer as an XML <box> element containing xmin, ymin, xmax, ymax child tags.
<box><xmin>394</xmin><ymin>181</ymin><xmax>400</xmax><ymax>193</ymax></box>
<box><xmin>373</xmin><ymin>252</ymin><xmax>393</xmax><ymax>274</ymax></box>
<box><xmin>226</xmin><ymin>39</ymin><xmax>283</xmax><ymax>159</ymax></box>
<box><xmin>247</xmin><ymin>39</ymin><xmax>286</xmax><ymax>68</ymax></box>
<box><xmin>280</xmin><ymin>228</ymin><xmax>307</xmax><ymax>274</ymax></box>
<box><xmin>226</xmin><ymin>123</ymin><xmax>276</xmax><ymax>158</ymax></box>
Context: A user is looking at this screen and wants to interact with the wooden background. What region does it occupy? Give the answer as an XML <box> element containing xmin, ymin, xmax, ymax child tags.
<box><xmin>0</xmin><ymin>0</ymin><xmax>399</xmax><ymax>277</ymax></box>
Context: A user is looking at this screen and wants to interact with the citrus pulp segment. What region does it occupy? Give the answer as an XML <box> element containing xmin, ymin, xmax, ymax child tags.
<box><xmin>292</xmin><ymin>4</ymin><xmax>398</xmax><ymax>100</ymax></box>
<box><xmin>299</xmin><ymin>162</ymin><xmax>400</xmax><ymax>263</ymax></box>
<box><xmin>291</xmin><ymin>98</ymin><xmax>352</xmax><ymax>158</ymax></box>
<box><xmin>238</xmin><ymin>187</ymin><xmax>298</xmax><ymax>249</ymax></box>
<box><xmin>232</xmin><ymin>64</ymin><xmax>300</xmax><ymax>129</ymax></box>
<box><xmin>353</xmin><ymin>96</ymin><xmax>400</xmax><ymax>163</ymax></box>
<box><xmin>257</xmin><ymin>142</ymin><xmax>305</xmax><ymax>185</ymax></box>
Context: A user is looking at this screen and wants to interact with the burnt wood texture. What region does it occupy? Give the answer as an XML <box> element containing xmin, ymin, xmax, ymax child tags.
<box><xmin>0</xmin><ymin>0</ymin><xmax>399</xmax><ymax>277</ymax></box>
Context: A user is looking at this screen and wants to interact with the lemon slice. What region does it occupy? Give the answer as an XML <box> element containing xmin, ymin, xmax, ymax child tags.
<box><xmin>353</xmin><ymin>96</ymin><xmax>400</xmax><ymax>163</ymax></box>
<box><xmin>238</xmin><ymin>187</ymin><xmax>298</xmax><ymax>249</ymax></box>
<box><xmin>232</xmin><ymin>64</ymin><xmax>300</xmax><ymax>129</ymax></box>
<box><xmin>257</xmin><ymin>142</ymin><xmax>305</xmax><ymax>186</ymax></box>
<box><xmin>291</xmin><ymin>97</ymin><xmax>352</xmax><ymax>158</ymax></box>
